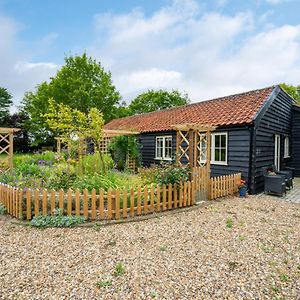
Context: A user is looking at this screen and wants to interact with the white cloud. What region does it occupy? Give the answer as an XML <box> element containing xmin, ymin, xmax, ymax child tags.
<box><xmin>0</xmin><ymin>15</ymin><xmax>58</xmax><ymax>109</ymax></box>
<box><xmin>1</xmin><ymin>0</ymin><xmax>300</xmax><ymax>109</ymax></box>
<box><xmin>89</xmin><ymin>0</ymin><xmax>300</xmax><ymax>102</ymax></box>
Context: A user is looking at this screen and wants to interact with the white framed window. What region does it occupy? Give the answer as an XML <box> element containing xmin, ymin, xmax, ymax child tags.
<box><xmin>211</xmin><ymin>132</ymin><xmax>228</xmax><ymax>165</ymax></box>
<box><xmin>155</xmin><ymin>136</ymin><xmax>172</xmax><ymax>160</ymax></box>
<box><xmin>199</xmin><ymin>133</ymin><xmax>207</xmax><ymax>164</ymax></box>
<box><xmin>284</xmin><ymin>136</ymin><xmax>290</xmax><ymax>158</ymax></box>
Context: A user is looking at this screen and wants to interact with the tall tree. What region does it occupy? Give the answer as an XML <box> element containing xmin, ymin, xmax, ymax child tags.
<box><xmin>129</xmin><ymin>89</ymin><xmax>190</xmax><ymax>115</ymax></box>
<box><xmin>22</xmin><ymin>53</ymin><xmax>121</xmax><ymax>145</ymax></box>
<box><xmin>0</xmin><ymin>87</ymin><xmax>13</xmax><ymax>125</ymax></box>
<box><xmin>281</xmin><ymin>83</ymin><xmax>300</xmax><ymax>104</ymax></box>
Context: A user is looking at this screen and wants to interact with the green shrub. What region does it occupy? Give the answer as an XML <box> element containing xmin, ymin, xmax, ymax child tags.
<box><xmin>73</xmin><ymin>173</ymin><xmax>119</xmax><ymax>191</ymax></box>
<box><xmin>139</xmin><ymin>166</ymin><xmax>160</xmax><ymax>185</ymax></box>
<box><xmin>28</xmin><ymin>151</ymin><xmax>57</xmax><ymax>165</ymax></box>
<box><xmin>30</xmin><ymin>209</ymin><xmax>85</xmax><ymax>228</ymax></box>
<box><xmin>81</xmin><ymin>153</ymin><xmax>114</xmax><ymax>175</ymax></box>
<box><xmin>109</xmin><ymin>136</ymin><xmax>141</xmax><ymax>169</ymax></box>
<box><xmin>46</xmin><ymin>171</ymin><xmax>78</xmax><ymax>190</ymax></box>
<box><xmin>0</xmin><ymin>204</ymin><xmax>7</xmax><ymax>215</ymax></box>
<box><xmin>155</xmin><ymin>165</ymin><xmax>189</xmax><ymax>185</ymax></box>
<box><xmin>13</xmin><ymin>154</ymin><xmax>34</xmax><ymax>167</ymax></box>
<box><xmin>16</xmin><ymin>163</ymin><xmax>51</xmax><ymax>178</ymax></box>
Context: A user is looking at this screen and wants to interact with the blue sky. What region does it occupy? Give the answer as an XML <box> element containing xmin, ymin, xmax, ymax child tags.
<box><xmin>0</xmin><ymin>0</ymin><xmax>300</xmax><ymax>109</ymax></box>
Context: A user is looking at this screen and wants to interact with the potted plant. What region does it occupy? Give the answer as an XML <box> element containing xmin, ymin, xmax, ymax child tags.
<box><xmin>238</xmin><ymin>179</ymin><xmax>247</xmax><ymax>197</ymax></box>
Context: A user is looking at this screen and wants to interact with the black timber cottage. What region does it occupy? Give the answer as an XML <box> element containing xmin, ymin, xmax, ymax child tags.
<box><xmin>105</xmin><ymin>85</ymin><xmax>300</xmax><ymax>194</ymax></box>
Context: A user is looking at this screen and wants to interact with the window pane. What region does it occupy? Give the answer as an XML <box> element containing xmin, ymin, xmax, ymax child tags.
<box><xmin>165</xmin><ymin>137</ymin><xmax>172</xmax><ymax>148</ymax></box>
<box><xmin>221</xmin><ymin>149</ymin><xmax>226</xmax><ymax>161</ymax></box>
<box><xmin>156</xmin><ymin>138</ymin><xmax>163</xmax><ymax>158</ymax></box>
<box><xmin>215</xmin><ymin>149</ymin><xmax>220</xmax><ymax>161</ymax></box>
<box><xmin>215</xmin><ymin>135</ymin><xmax>220</xmax><ymax>147</ymax></box>
<box><xmin>165</xmin><ymin>147</ymin><xmax>171</xmax><ymax>158</ymax></box>
<box><xmin>221</xmin><ymin>134</ymin><xmax>226</xmax><ymax>147</ymax></box>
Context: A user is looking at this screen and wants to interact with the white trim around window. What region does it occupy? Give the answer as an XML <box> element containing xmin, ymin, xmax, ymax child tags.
<box><xmin>284</xmin><ymin>136</ymin><xmax>290</xmax><ymax>158</ymax></box>
<box><xmin>211</xmin><ymin>132</ymin><xmax>228</xmax><ymax>165</ymax></box>
<box><xmin>155</xmin><ymin>136</ymin><xmax>172</xmax><ymax>160</ymax></box>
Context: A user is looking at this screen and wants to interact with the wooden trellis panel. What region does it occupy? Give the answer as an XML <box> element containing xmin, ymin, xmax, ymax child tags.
<box><xmin>0</xmin><ymin>128</ymin><xmax>20</xmax><ymax>170</ymax></box>
<box><xmin>126</xmin><ymin>155</ymin><xmax>136</xmax><ymax>172</ymax></box>
<box><xmin>176</xmin><ymin>130</ymin><xmax>191</xmax><ymax>167</ymax></box>
<box><xmin>99</xmin><ymin>137</ymin><xmax>111</xmax><ymax>154</ymax></box>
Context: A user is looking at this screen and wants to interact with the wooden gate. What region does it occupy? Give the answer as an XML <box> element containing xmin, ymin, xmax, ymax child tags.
<box><xmin>172</xmin><ymin>124</ymin><xmax>215</xmax><ymax>201</ymax></box>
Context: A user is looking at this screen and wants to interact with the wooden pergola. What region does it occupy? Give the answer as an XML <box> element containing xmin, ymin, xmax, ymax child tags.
<box><xmin>171</xmin><ymin>123</ymin><xmax>216</xmax><ymax>200</ymax></box>
<box><xmin>55</xmin><ymin>129</ymin><xmax>140</xmax><ymax>171</ymax></box>
<box><xmin>0</xmin><ymin>128</ymin><xmax>20</xmax><ymax>169</ymax></box>
<box><xmin>55</xmin><ymin>129</ymin><xmax>140</xmax><ymax>153</ymax></box>
<box><xmin>171</xmin><ymin>123</ymin><xmax>216</xmax><ymax>169</ymax></box>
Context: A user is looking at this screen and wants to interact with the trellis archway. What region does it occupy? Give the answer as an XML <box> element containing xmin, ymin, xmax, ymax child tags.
<box><xmin>55</xmin><ymin>129</ymin><xmax>140</xmax><ymax>171</ymax></box>
<box><xmin>171</xmin><ymin>123</ymin><xmax>216</xmax><ymax>201</ymax></box>
<box><xmin>0</xmin><ymin>128</ymin><xmax>20</xmax><ymax>170</ymax></box>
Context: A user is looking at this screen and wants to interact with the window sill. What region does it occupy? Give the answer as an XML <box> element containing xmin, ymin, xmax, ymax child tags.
<box><xmin>211</xmin><ymin>161</ymin><xmax>228</xmax><ymax>166</ymax></box>
<box><xmin>155</xmin><ymin>157</ymin><xmax>172</xmax><ymax>161</ymax></box>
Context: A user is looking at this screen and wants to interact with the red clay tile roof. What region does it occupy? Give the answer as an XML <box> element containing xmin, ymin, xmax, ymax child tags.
<box><xmin>105</xmin><ymin>86</ymin><xmax>276</xmax><ymax>133</ymax></box>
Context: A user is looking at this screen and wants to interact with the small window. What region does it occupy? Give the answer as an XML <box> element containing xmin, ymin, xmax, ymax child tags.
<box><xmin>155</xmin><ymin>136</ymin><xmax>172</xmax><ymax>160</ymax></box>
<box><xmin>211</xmin><ymin>132</ymin><xmax>228</xmax><ymax>165</ymax></box>
<box><xmin>198</xmin><ymin>133</ymin><xmax>207</xmax><ymax>164</ymax></box>
<box><xmin>284</xmin><ymin>136</ymin><xmax>290</xmax><ymax>158</ymax></box>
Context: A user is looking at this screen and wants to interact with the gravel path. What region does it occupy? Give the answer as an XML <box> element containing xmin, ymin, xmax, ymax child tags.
<box><xmin>1</xmin><ymin>195</ymin><xmax>300</xmax><ymax>300</ymax></box>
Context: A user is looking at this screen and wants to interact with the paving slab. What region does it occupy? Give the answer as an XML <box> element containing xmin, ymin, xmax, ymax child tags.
<box><xmin>283</xmin><ymin>177</ymin><xmax>300</xmax><ymax>203</ymax></box>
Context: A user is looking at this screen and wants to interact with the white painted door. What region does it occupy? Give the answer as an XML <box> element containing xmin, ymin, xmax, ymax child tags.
<box><xmin>274</xmin><ymin>134</ymin><xmax>280</xmax><ymax>171</ymax></box>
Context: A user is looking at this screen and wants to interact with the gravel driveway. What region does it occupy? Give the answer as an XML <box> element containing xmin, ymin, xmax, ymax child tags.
<box><xmin>1</xmin><ymin>194</ymin><xmax>300</xmax><ymax>300</ymax></box>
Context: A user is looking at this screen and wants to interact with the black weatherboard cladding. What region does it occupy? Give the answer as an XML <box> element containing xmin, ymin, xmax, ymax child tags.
<box><xmin>139</xmin><ymin>127</ymin><xmax>252</xmax><ymax>185</ymax></box>
<box><xmin>139</xmin><ymin>130</ymin><xmax>177</xmax><ymax>166</ymax></box>
<box><xmin>210</xmin><ymin>127</ymin><xmax>251</xmax><ymax>184</ymax></box>
<box><xmin>251</xmin><ymin>87</ymin><xmax>293</xmax><ymax>193</ymax></box>
<box><xmin>290</xmin><ymin>106</ymin><xmax>300</xmax><ymax>176</ymax></box>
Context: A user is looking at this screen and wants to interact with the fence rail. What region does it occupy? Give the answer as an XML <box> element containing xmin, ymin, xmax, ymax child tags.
<box><xmin>0</xmin><ymin>172</ymin><xmax>241</xmax><ymax>221</ymax></box>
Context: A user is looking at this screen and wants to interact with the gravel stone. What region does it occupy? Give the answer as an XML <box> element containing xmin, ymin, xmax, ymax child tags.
<box><xmin>1</xmin><ymin>194</ymin><xmax>300</xmax><ymax>299</ymax></box>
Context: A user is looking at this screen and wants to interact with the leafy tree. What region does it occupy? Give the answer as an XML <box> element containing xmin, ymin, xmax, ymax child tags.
<box><xmin>280</xmin><ymin>83</ymin><xmax>300</xmax><ymax>104</ymax></box>
<box><xmin>45</xmin><ymin>99</ymin><xmax>106</xmax><ymax>173</ymax></box>
<box><xmin>0</xmin><ymin>87</ymin><xmax>13</xmax><ymax>125</ymax></box>
<box><xmin>7</xmin><ymin>112</ymin><xmax>30</xmax><ymax>153</ymax></box>
<box><xmin>22</xmin><ymin>53</ymin><xmax>121</xmax><ymax>144</ymax></box>
<box><xmin>129</xmin><ymin>89</ymin><xmax>190</xmax><ymax>115</ymax></box>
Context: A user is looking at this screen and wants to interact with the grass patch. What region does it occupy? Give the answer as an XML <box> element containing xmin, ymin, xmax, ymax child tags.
<box><xmin>226</xmin><ymin>217</ymin><xmax>233</xmax><ymax>229</ymax></box>
<box><xmin>238</xmin><ymin>235</ymin><xmax>245</xmax><ymax>241</ymax></box>
<box><xmin>150</xmin><ymin>291</ymin><xmax>158</xmax><ymax>298</ymax></box>
<box><xmin>271</xmin><ymin>285</ymin><xmax>280</xmax><ymax>293</ymax></box>
<box><xmin>279</xmin><ymin>273</ymin><xmax>289</xmax><ymax>282</ymax></box>
<box><xmin>258</xmin><ymin>242</ymin><xmax>272</xmax><ymax>253</ymax></box>
<box><xmin>96</xmin><ymin>280</ymin><xmax>112</xmax><ymax>288</ymax></box>
<box><xmin>159</xmin><ymin>245</ymin><xmax>167</xmax><ymax>252</ymax></box>
<box><xmin>114</xmin><ymin>262</ymin><xmax>125</xmax><ymax>276</ymax></box>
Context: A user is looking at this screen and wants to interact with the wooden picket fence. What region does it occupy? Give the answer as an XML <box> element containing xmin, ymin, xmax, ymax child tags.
<box><xmin>209</xmin><ymin>173</ymin><xmax>242</xmax><ymax>200</ymax></box>
<box><xmin>0</xmin><ymin>172</ymin><xmax>241</xmax><ymax>221</ymax></box>
<box><xmin>0</xmin><ymin>181</ymin><xmax>196</xmax><ymax>221</ymax></box>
